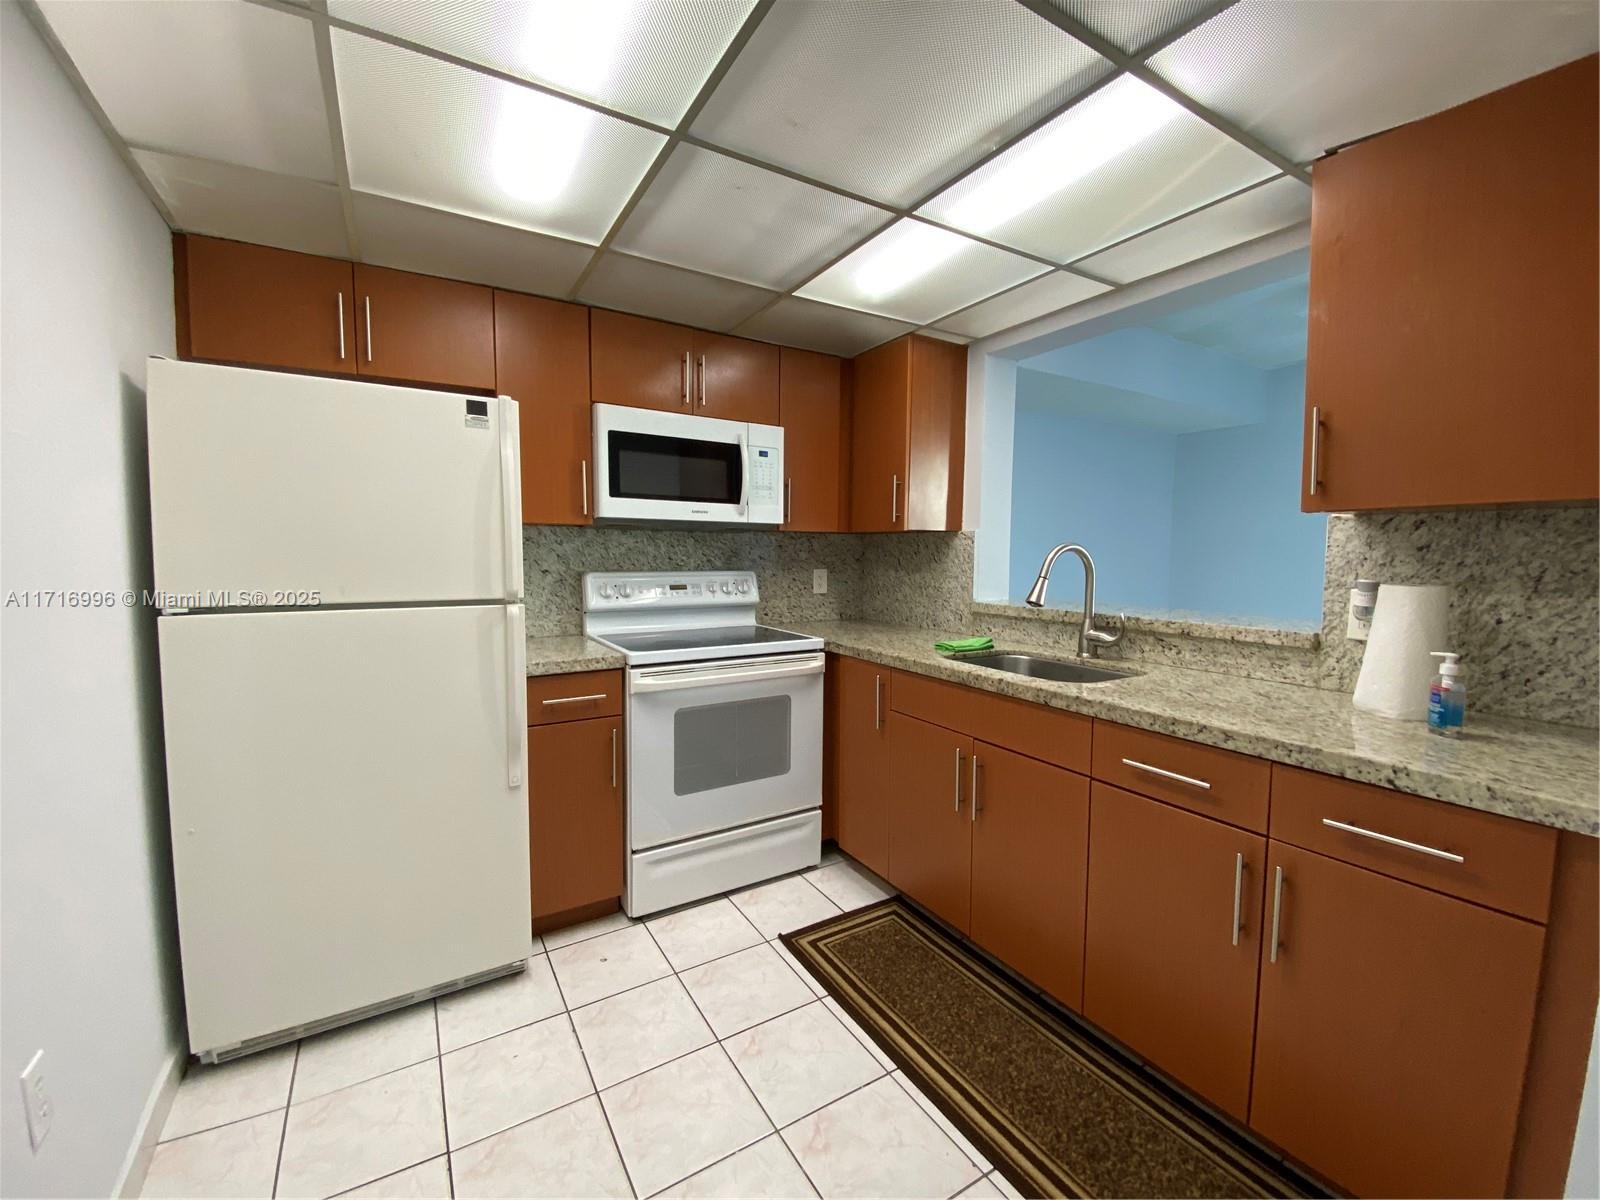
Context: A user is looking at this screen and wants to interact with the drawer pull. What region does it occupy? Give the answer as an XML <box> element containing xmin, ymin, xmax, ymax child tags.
<box><xmin>541</xmin><ymin>693</ymin><xmax>608</xmax><ymax>706</ymax></box>
<box><xmin>1269</xmin><ymin>865</ymin><xmax>1284</xmax><ymax>964</ymax></box>
<box><xmin>1230</xmin><ymin>852</ymin><xmax>1244</xmax><ymax>947</ymax></box>
<box><xmin>610</xmin><ymin>726</ymin><xmax>618</xmax><ymax>789</ymax></box>
<box><xmin>953</xmin><ymin>746</ymin><xmax>963</xmax><ymax>812</ymax></box>
<box><xmin>970</xmin><ymin>753</ymin><xmax>980</xmax><ymax>823</ymax></box>
<box><xmin>1122</xmin><ymin>758</ymin><xmax>1211</xmax><ymax>791</ymax></box>
<box><xmin>1321</xmin><ymin>818</ymin><xmax>1465</xmax><ymax>864</ymax></box>
<box><xmin>873</xmin><ymin>674</ymin><xmax>883</xmax><ymax>731</ymax></box>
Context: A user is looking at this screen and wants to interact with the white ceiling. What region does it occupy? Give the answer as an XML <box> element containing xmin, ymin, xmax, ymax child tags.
<box><xmin>30</xmin><ymin>0</ymin><xmax>1599</xmax><ymax>358</ymax></box>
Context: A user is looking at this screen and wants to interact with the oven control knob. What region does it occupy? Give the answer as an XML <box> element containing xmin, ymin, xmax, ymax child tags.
<box><xmin>736</xmin><ymin>580</ymin><xmax>750</xmax><ymax>594</ymax></box>
<box><xmin>618</xmin><ymin>584</ymin><xmax>631</xmax><ymax>598</ymax></box>
<box><xmin>599</xmin><ymin>584</ymin><xmax>612</xmax><ymax>599</ymax></box>
<box><xmin>722</xmin><ymin>582</ymin><xmax>734</xmax><ymax>595</ymax></box>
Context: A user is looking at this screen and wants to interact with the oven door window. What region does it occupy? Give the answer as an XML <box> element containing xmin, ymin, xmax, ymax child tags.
<box><xmin>609</xmin><ymin>431</ymin><xmax>741</xmax><ymax>504</ymax></box>
<box><xmin>673</xmin><ymin>695</ymin><xmax>791</xmax><ymax>796</ymax></box>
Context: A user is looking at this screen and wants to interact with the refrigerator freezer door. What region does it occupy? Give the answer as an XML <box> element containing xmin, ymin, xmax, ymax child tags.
<box><xmin>147</xmin><ymin>358</ymin><xmax>523</xmax><ymax>606</ymax></box>
<box><xmin>159</xmin><ymin>604</ymin><xmax>530</xmax><ymax>1055</ymax></box>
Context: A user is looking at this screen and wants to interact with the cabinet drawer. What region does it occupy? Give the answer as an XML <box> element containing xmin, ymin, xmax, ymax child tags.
<box><xmin>1270</xmin><ymin>765</ymin><xmax>1557</xmax><ymax>921</ymax></box>
<box><xmin>1092</xmin><ymin>722</ymin><xmax>1269</xmax><ymax>833</ymax></box>
<box><xmin>527</xmin><ymin>671</ymin><xmax>623</xmax><ymax>726</ymax></box>
<box><xmin>891</xmin><ymin>670</ymin><xmax>1090</xmax><ymax>774</ymax></box>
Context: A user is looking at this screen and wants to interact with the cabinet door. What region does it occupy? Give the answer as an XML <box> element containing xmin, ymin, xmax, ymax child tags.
<box><xmin>905</xmin><ymin>336</ymin><xmax>966</xmax><ymax>532</ymax></box>
<box><xmin>887</xmin><ymin>713</ymin><xmax>971</xmax><ymax>932</ymax></box>
<box><xmin>591</xmin><ymin>309</ymin><xmax>694</xmax><ymax>413</ymax></box>
<box><xmin>1250</xmin><ymin>841</ymin><xmax>1545</xmax><ymax>1198</ymax></box>
<box><xmin>970</xmin><ymin>743</ymin><xmax>1089</xmax><ymax>1008</ymax></box>
<box><xmin>779</xmin><ymin>348</ymin><xmax>848</xmax><ymax>531</ymax></box>
<box><xmin>849</xmin><ymin>338</ymin><xmax>910</xmax><ymax>531</ymax></box>
<box><xmin>353</xmin><ymin>265</ymin><xmax>495</xmax><ymax>390</ymax></box>
<box><xmin>177</xmin><ymin>235</ymin><xmax>356</xmax><ymax>374</ymax></box>
<box><xmin>1303</xmin><ymin>56</ymin><xmax>1597</xmax><ymax>510</ymax></box>
<box><xmin>495</xmin><ymin>292</ymin><xmax>592</xmax><ymax>526</ymax></box>
<box><xmin>832</xmin><ymin>656</ymin><xmax>891</xmax><ymax>877</ymax></box>
<box><xmin>528</xmin><ymin>716</ymin><xmax>624</xmax><ymax>919</ymax></box>
<box><xmin>693</xmin><ymin>331</ymin><xmax>780</xmax><ymax>424</ymax></box>
<box><xmin>1083</xmin><ymin>783</ymin><xmax>1265</xmax><ymax>1120</ymax></box>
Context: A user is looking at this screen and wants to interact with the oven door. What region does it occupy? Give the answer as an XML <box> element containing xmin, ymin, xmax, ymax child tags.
<box><xmin>593</xmin><ymin>403</ymin><xmax>750</xmax><ymax>524</ymax></box>
<box><xmin>627</xmin><ymin>652</ymin><xmax>823</xmax><ymax>850</ymax></box>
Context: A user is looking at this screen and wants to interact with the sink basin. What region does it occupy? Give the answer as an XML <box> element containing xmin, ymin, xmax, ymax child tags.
<box><xmin>960</xmin><ymin>652</ymin><xmax>1135</xmax><ymax>684</ymax></box>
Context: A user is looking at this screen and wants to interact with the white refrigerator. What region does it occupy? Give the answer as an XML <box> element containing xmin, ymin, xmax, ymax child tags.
<box><xmin>147</xmin><ymin>358</ymin><xmax>531</xmax><ymax>1062</ymax></box>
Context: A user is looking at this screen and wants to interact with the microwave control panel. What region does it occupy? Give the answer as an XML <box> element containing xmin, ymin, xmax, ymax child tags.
<box><xmin>748</xmin><ymin>445</ymin><xmax>780</xmax><ymax>506</ymax></box>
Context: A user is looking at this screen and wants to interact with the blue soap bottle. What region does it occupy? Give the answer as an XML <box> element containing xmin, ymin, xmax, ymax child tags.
<box><xmin>1427</xmin><ymin>652</ymin><xmax>1466</xmax><ymax>736</ymax></box>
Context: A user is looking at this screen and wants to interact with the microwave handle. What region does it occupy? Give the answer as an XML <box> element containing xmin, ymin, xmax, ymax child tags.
<box><xmin>738</xmin><ymin>433</ymin><xmax>749</xmax><ymax>515</ymax></box>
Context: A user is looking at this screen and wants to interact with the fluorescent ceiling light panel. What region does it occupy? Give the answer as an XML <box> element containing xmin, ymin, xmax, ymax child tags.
<box><xmin>850</xmin><ymin>222</ymin><xmax>972</xmax><ymax>300</ymax></box>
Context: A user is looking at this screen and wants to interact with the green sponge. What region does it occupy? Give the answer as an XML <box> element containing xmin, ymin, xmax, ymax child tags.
<box><xmin>935</xmin><ymin>636</ymin><xmax>995</xmax><ymax>654</ymax></box>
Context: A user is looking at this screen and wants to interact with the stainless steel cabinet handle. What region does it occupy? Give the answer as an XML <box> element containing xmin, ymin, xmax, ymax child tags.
<box><xmin>1121</xmin><ymin>758</ymin><xmax>1211</xmax><ymax>791</ymax></box>
<box><xmin>1320</xmin><ymin>818</ymin><xmax>1465</xmax><ymax>864</ymax></box>
<box><xmin>610</xmin><ymin>726</ymin><xmax>617</xmax><ymax>790</ymax></box>
<box><xmin>785</xmin><ymin>478</ymin><xmax>792</xmax><ymax>525</ymax></box>
<box><xmin>1269</xmin><ymin>865</ymin><xmax>1284</xmax><ymax>964</ymax></box>
<box><xmin>1231</xmin><ymin>852</ymin><xmax>1244</xmax><ymax>946</ymax></box>
<box><xmin>681</xmin><ymin>352</ymin><xmax>691</xmax><ymax>406</ymax></box>
<box><xmin>337</xmin><ymin>293</ymin><xmax>346</xmax><ymax>360</ymax></box>
<box><xmin>541</xmin><ymin>693</ymin><xmax>607</xmax><ymax>706</ymax></box>
<box><xmin>697</xmin><ymin>354</ymin><xmax>707</xmax><ymax>407</ymax></box>
<box><xmin>581</xmin><ymin>460</ymin><xmax>589</xmax><ymax>518</ymax></box>
<box><xmin>970</xmin><ymin>754</ymin><xmax>980</xmax><ymax>823</ymax></box>
<box><xmin>873</xmin><ymin>674</ymin><xmax>882</xmax><ymax>731</ymax></box>
<box><xmin>1308</xmin><ymin>405</ymin><xmax>1322</xmax><ymax>497</ymax></box>
<box><xmin>364</xmin><ymin>296</ymin><xmax>373</xmax><ymax>363</ymax></box>
<box><xmin>891</xmin><ymin>474</ymin><xmax>899</xmax><ymax>524</ymax></box>
<box><xmin>952</xmin><ymin>747</ymin><xmax>963</xmax><ymax>812</ymax></box>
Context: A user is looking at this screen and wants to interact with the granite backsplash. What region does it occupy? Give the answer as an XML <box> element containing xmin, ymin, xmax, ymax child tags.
<box><xmin>523</xmin><ymin>504</ymin><xmax>1597</xmax><ymax>727</ymax></box>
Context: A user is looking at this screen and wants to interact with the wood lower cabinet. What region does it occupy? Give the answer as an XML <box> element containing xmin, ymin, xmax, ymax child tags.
<box><xmin>1250</xmin><ymin>840</ymin><xmax>1546</xmax><ymax>1198</ymax></box>
<box><xmin>1083</xmin><ymin>783</ymin><xmax>1266</xmax><ymax>1121</ymax></box>
<box><xmin>887</xmin><ymin>712</ymin><xmax>972</xmax><ymax>932</ymax></box>
<box><xmin>1304</xmin><ymin>55</ymin><xmax>1597</xmax><ymax>509</ymax></box>
<box><xmin>176</xmin><ymin>235</ymin><xmax>356</xmax><ymax>374</ymax></box>
<box><xmin>528</xmin><ymin>714</ymin><xmax>624</xmax><ymax>920</ymax></box>
<box><xmin>849</xmin><ymin>335</ymin><xmax>966</xmax><ymax>532</ymax></box>
<box><xmin>590</xmin><ymin>309</ymin><xmax>695</xmax><ymax>413</ymax></box>
<box><xmin>495</xmin><ymin>292</ymin><xmax>592</xmax><ymax>525</ymax></box>
<box><xmin>780</xmin><ymin>348</ymin><xmax>848</xmax><ymax>531</ymax></box>
<box><xmin>693</xmin><ymin>331</ymin><xmax>779</xmax><ymax>424</ymax></box>
<box><xmin>352</xmin><ymin>265</ymin><xmax>495</xmax><ymax>390</ymax></box>
<box><xmin>969</xmin><ymin>743</ymin><xmax>1089</xmax><ymax>1007</ymax></box>
<box><xmin>830</xmin><ymin>656</ymin><xmax>891</xmax><ymax>877</ymax></box>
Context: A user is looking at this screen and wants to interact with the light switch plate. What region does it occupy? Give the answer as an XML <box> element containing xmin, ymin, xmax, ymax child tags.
<box><xmin>812</xmin><ymin>569</ymin><xmax>827</xmax><ymax>594</ymax></box>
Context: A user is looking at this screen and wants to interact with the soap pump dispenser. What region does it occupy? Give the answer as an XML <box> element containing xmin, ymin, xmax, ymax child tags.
<box><xmin>1427</xmin><ymin>652</ymin><xmax>1466</xmax><ymax>737</ymax></box>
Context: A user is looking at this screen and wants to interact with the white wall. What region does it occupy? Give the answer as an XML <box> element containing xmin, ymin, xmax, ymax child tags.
<box><xmin>1569</xmin><ymin>1018</ymin><xmax>1600</xmax><ymax>1199</ymax></box>
<box><xmin>1</xmin><ymin>5</ymin><xmax>181</xmax><ymax>1195</ymax></box>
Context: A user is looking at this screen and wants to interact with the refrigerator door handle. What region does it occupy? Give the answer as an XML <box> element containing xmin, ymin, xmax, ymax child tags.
<box><xmin>506</xmin><ymin>603</ymin><xmax>525</xmax><ymax>788</ymax></box>
<box><xmin>498</xmin><ymin>396</ymin><xmax>522</xmax><ymax>601</ymax></box>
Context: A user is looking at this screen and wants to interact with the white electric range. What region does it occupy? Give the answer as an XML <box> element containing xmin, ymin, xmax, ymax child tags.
<box><xmin>583</xmin><ymin>571</ymin><xmax>825</xmax><ymax>916</ymax></box>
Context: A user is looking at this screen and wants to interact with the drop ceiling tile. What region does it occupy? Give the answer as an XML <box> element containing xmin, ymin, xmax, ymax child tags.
<box><xmin>1074</xmin><ymin>176</ymin><xmax>1310</xmax><ymax>284</ymax></box>
<box><xmin>797</xmin><ymin>220</ymin><xmax>1049</xmax><ymax>327</ymax></box>
<box><xmin>36</xmin><ymin>0</ymin><xmax>333</xmax><ymax>180</ymax></box>
<box><xmin>934</xmin><ymin>272</ymin><xmax>1111</xmax><ymax>340</ymax></box>
<box><xmin>1047</xmin><ymin>0</ymin><xmax>1218</xmax><ymax>55</ymax></box>
<box><xmin>350</xmin><ymin>193</ymin><xmax>593</xmax><ymax>297</ymax></box>
<box><xmin>918</xmin><ymin>75</ymin><xmax>1276</xmax><ymax>263</ymax></box>
<box><xmin>327</xmin><ymin>0</ymin><xmax>755</xmax><ymax>126</ymax></box>
<box><xmin>612</xmin><ymin>145</ymin><xmax>889</xmax><ymax>290</ymax></box>
<box><xmin>332</xmin><ymin>30</ymin><xmax>665</xmax><ymax>245</ymax></box>
<box><xmin>577</xmin><ymin>252</ymin><xmax>776</xmax><ymax>332</ymax></box>
<box><xmin>132</xmin><ymin>151</ymin><xmax>349</xmax><ymax>259</ymax></box>
<box><xmin>1148</xmin><ymin>0</ymin><xmax>1600</xmax><ymax>164</ymax></box>
<box><xmin>735</xmin><ymin>298</ymin><xmax>914</xmax><ymax>358</ymax></box>
<box><xmin>690</xmin><ymin>0</ymin><xmax>1112</xmax><ymax>207</ymax></box>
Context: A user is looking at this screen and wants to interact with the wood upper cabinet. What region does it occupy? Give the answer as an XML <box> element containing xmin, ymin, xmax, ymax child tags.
<box><xmin>829</xmin><ymin>655</ymin><xmax>891</xmax><ymax>877</ymax></box>
<box><xmin>887</xmin><ymin>712</ymin><xmax>972</xmax><ymax>932</ymax></box>
<box><xmin>693</xmin><ymin>331</ymin><xmax>779</xmax><ymax>424</ymax></box>
<box><xmin>779</xmin><ymin>348</ymin><xmax>849</xmax><ymax>531</ymax></box>
<box><xmin>1083</xmin><ymin>783</ymin><xmax>1266</xmax><ymax>1121</ymax></box>
<box><xmin>528</xmin><ymin>714</ymin><xmax>624</xmax><ymax>920</ymax></box>
<box><xmin>1303</xmin><ymin>54</ymin><xmax>1598</xmax><ymax>510</ymax></box>
<box><xmin>850</xmin><ymin>335</ymin><xmax>966</xmax><ymax>532</ymax></box>
<box><xmin>590</xmin><ymin>310</ymin><xmax>696</xmax><ymax>413</ymax></box>
<box><xmin>1250</xmin><ymin>840</ymin><xmax>1546</xmax><ymax>1198</ymax></box>
<box><xmin>352</xmin><ymin>265</ymin><xmax>495</xmax><ymax>390</ymax></box>
<box><xmin>176</xmin><ymin>235</ymin><xmax>356</xmax><ymax>374</ymax></box>
<box><xmin>969</xmin><ymin>742</ymin><xmax>1089</xmax><ymax>1008</ymax></box>
<box><xmin>495</xmin><ymin>292</ymin><xmax>592</xmax><ymax>526</ymax></box>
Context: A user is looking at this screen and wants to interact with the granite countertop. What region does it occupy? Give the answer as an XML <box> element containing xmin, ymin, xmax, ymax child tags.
<box><xmin>788</xmin><ymin>620</ymin><xmax>1600</xmax><ymax>837</ymax></box>
<box><xmin>525</xmin><ymin>635</ymin><xmax>624</xmax><ymax>677</ymax></box>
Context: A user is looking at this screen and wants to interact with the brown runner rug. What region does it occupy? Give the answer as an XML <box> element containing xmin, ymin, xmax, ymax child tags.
<box><xmin>782</xmin><ymin>898</ymin><xmax>1322</xmax><ymax>1200</ymax></box>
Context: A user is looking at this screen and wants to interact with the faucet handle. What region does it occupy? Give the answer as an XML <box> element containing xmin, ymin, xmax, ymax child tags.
<box><xmin>1087</xmin><ymin>613</ymin><xmax>1126</xmax><ymax>647</ymax></box>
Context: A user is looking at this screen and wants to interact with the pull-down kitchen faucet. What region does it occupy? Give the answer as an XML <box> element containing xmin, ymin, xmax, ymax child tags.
<box><xmin>1025</xmin><ymin>543</ymin><xmax>1125</xmax><ymax>658</ymax></box>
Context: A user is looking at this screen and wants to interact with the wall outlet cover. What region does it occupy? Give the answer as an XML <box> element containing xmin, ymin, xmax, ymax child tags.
<box><xmin>1346</xmin><ymin>589</ymin><xmax>1373</xmax><ymax>641</ymax></box>
<box><xmin>812</xmin><ymin>569</ymin><xmax>827</xmax><ymax>595</ymax></box>
<box><xmin>19</xmin><ymin>1050</ymin><xmax>50</xmax><ymax>1152</ymax></box>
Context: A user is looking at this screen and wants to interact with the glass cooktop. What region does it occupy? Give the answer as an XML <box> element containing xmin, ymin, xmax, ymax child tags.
<box><xmin>601</xmin><ymin>625</ymin><xmax>814</xmax><ymax>654</ymax></box>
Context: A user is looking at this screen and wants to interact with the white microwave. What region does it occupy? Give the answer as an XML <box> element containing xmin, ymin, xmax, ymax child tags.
<box><xmin>592</xmin><ymin>403</ymin><xmax>784</xmax><ymax>526</ymax></box>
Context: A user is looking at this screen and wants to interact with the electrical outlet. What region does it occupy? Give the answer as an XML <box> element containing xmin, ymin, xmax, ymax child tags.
<box><xmin>812</xmin><ymin>569</ymin><xmax>827</xmax><ymax>595</ymax></box>
<box><xmin>19</xmin><ymin>1050</ymin><xmax>50</xmax><ymax>1152</ymax></box>
<box><xmin>1346</xmin><ymin>589</ymin><xmax>1373</xmax><ymax>641</ymax></box>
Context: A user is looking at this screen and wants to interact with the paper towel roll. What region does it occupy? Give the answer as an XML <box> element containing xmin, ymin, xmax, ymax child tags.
<box><xmin>1352</xmin><ymin>584</ymin><xmax>1451</xmax><ymax>720</ymax></box>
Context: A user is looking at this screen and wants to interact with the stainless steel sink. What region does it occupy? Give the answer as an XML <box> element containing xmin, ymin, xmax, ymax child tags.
<box><xmin>960</xmin><ymin>652</ymin><xmax>1135</xmax><ymax>684</ymax></box>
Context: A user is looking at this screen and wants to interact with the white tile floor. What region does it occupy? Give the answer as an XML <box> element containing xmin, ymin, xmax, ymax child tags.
<box><xmin>142</xmin><ymin>852</ymin><xmax>1013</xmax><ymax>1199</ymax></box>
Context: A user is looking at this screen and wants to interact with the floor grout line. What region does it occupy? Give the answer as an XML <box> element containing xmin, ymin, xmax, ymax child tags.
<box><xmin>432</xmin><ymin>1000</ymin><xmax>456</xmax><ymax>1200</ymax></box>
<box><xmin>269</xmin><ymin>1043</ymin><xmax>299</xmax><ymax>1198</ymax></box>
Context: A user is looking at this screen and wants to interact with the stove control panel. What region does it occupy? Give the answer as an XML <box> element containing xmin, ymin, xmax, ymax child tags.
<box><xmin>584</xmin><ymin>571</ymin><xmax>758</xmax><ymax>611</ymax></box>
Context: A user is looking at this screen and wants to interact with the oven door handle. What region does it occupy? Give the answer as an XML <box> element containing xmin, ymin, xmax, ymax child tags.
<box><xmin>632</xmin><ymin>652</ymin><xmax>825</xmax><ymax>694</ymax></box>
